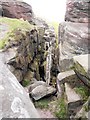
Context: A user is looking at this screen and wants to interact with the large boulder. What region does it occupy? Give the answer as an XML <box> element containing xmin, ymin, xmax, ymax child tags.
<box><xmin>65</xmin><ymin>0</ymin><xmax>90</xmax><ymax>23</ymax></box>
<box><xmin>28</xmin><ymin>81</ymin><xmax>56</xmax><ymax>100</ymax></box>
<box><xmin>0</xmin><ymin>0</ymin><xmax>33</xmax><ymax>22</ymax></box>
<box><xmin>0</xmin><ymin>52</ymin><xmax>39</xmax><ymax>118</ymax></box>
<box><xmin>30</xmin><ymin>85</ymin><xmax>56</xmax><ymax>101</ymax></box>
<box><xmin>58</xmin><ymin>0</ymin><xmax>90</xmax><ymax>72</ymax></box>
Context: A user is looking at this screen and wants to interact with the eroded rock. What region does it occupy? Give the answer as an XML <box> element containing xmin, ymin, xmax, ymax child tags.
<box><xmin>58</xmin><ymin>22</ymin><xmax>89</xmax><ymax>71</ymax></box>
<box><xmin>65</xmin><ymin>83</ymin><xmax>83</xmax><ymax>117</ymax></box>
<box><xmin>65</xmin><ymin>0</ymin><xmax>90</xmax><ymax>23</ymax></box>
<box><xmin>75</xmin><ymin>96</ymin><xmax>90</xmax><ymax>119</ymax></box>
<box><xmin>0</xmin><ymin>0</ymin><xmax>33</xmax><ymax>22</ymax></box>
<box><xmin>30</xmin><ymin>85</ymin><xmax>56</xmax><ymax>101</ymax></box>
<box><xmin>0</xmin><ymin>52</ymin><xmax>40</xmax><ymax>118</ymax></box>
<box><xmin>73</xmin><ymin>54</ymin><xmax>90</xmax><ymax>87</ymax></box>
<box><xmin>28</xmin><ymin>81</ymin><xmax>56</xmax><ymax>100</ymax></box>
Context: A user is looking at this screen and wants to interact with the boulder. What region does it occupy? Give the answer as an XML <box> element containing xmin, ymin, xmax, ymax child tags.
<box><xmin>57</xmin><ymin>70</ymin><xmax>75</xmax><ymax>84</ymax></box>
<box><xmin>58</xmin><ymin>0</ymin><xmax>90</xmax><ymax>72</ymax></box>
<box><xmin>0</xmin><ymin>0</ymin><xmax>33</xmax><ymax>22</ymax></box>
<box><xmin>29</xmin><ymin>81</ymin><xmax>56</xmax><ymax>100</ymax></box>
<box><xmin>73</xmin><ymin>54</ymin><xmax>90</xmax><ymax>87</ymax></box>
<box><xmin>65</xmin><ymin>0</ymin><xmax>90</xmax><ymax>23</ymax></box>
<box><xmin>58</xmin><ymin>22</ymin><xmax>89</xmax><ymax>71</ymax></box>
<box><xmin>26</xmin><ymin>81</ymin><xmax>47</xmax><ymax>93</ymax></box>
<box><xmin>0</xmin><ymin>52</ymin><xmax>39</xmax><ymax>118</ymax></box>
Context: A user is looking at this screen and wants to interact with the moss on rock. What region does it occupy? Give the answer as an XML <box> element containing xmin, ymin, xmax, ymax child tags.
<box><xmin>0</xmin><ymin>17</ymin><xmax>36</xmax><ymax>49</ymax></box>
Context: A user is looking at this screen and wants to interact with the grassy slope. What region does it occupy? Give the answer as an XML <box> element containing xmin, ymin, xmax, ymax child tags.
<box><xmin>0</xmin><ymin>17</ymin><xmax>35</xmax><ymax>49</ymax></box>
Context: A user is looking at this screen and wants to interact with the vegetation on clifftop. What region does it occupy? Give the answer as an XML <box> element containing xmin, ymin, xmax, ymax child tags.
<box><xmin>0</xmin><ymin>17</ymin><xmax>36</xmax><ymax>49</ymax></box>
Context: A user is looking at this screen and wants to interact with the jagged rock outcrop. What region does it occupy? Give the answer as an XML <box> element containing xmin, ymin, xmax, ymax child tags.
<box><xmin>58</xmin><ymin>0</ymin><xmax>90</xmax><ymax>72</ymax></box>
<box><xmin>0</xmin><ymin>0</ymin><xmax>33</xmax><ymax>22</ymax></box>
<box><xmin>6</xmin><ymin>28</ymin><xmax>40</xmax><ymax>82</ymax></box>
<box><xmin>0</xmin><ymin>18</ymin><xmax>39</xmax><ymax>82</ymax></box>
<box><xmin>0</xmin><ymin>16</ymin><xmax>57</xmax><ymax>86</ymax></box>
<box><xmin>0</xmin><ymin>18</ymin><xmax>41</xmax><ymax>118</ymax></box>
<box><xmin>65</xmin><ymin>0</ymin><xmax>90</xmax><ymax>23</ymax></box>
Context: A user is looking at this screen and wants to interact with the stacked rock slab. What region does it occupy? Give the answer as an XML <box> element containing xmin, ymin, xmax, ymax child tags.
<box><xmin>58</xmin><ymin>0</ymin><xmax>90</xmax><ymax>72</ymax></box>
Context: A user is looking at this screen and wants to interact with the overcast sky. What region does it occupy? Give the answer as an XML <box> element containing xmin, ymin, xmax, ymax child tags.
<box><xmin>23</xmin><ymin>0</ymin><xmax>67</xmax><ymax>22</ymax></box>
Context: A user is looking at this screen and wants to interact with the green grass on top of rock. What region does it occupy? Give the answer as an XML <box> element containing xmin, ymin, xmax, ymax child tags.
<box><xmin>74</xmin><ymin>86</ymin><xmax>90</xmax><ymax>101</ymax></box>
<box><xmin>0</xmin><ymin>17</ymin><xmax>36</xmax><ymax>49</ymax></box>
<box><xmin>0</xmin><ymin>17</ymin><xmax>35</xmax><ymax>31</ymax></box>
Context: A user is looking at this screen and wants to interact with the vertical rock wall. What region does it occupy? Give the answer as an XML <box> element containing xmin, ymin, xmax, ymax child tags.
<box><xmin>58</xmin><ymin>0</ymin><xmax>90</xmax><ymax>72</ymax></box>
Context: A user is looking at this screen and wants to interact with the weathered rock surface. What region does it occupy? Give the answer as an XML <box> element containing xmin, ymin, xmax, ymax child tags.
<box><xmin>58</xmin><ymin>22</ymin><xmax>89</xmax><ymax>71</ymax></box>
<box><xmin>65</xmin><ymin>83</ymin><xmax>82</xmax><ymax>104</ymax></box>
<box><xmin>58</xmin><ymin>0</ymin><xmax>90</xmax><ymax>118</ymax></box>
<box><xmin>65</xmin><ymin>83</ymin><xmax>83</xmax><ymax>117</ymax></box>
<box><xmin>33</xmin><ymin>17</ymin><xmax>49</xmax><ymax>28</ymax></box>
<box><xmin>0</xmin><ymin>52</ymin><xmax>39</xmax><ymax>118</ymax></box>
<box><xmin>65</xmin><ymin>0</ymin><xmax>90</xmax><ymax>23</ymax></box>
<box><xmin>7</xmin><ymin>29</ymin><xmax>40</xmax><ymax>82</ymax></box>
<box><xmin>1</xmin><ymin>18</ymin><xmax>44</xmax><ymax>82</ymax></box>
<box><xmin>26</xmin><ymin>81</ymin><xmax>47</xmax><ymax>93</ymax></box>
<box><xmin>30</xmin><ymin>85</ymin><xmax>56</xmax><ymax>101</ymax></box>
<box><xmin>57</xmin><ymin>70</ymin><xmax>75</xmax><ymax>84</ymax></box>
<box><xmin>0</xmin><ymin>0</ymin><xmax>33</xmax><ymax>22</ymax></box>
<box><xmin>29</xmin><ymin>81</ymin><xmax>56</xmax><ymax>100</ymax></box>
<box><xmin>75</xmin><ymin>96</ymin><xmax>90</xmax><ymax>119</ymax></box>
<box><xmin>73</xmin><ymin>54</ymin><xmax>90</xmax><ymax>87</ymax></box>
<box><xmin>58</xmin><ymin>0</ymin><xmax>90</xmax><ymax>72</ymax></box>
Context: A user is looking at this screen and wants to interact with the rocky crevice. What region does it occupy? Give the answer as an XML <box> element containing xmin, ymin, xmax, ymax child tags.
<box><xmin>0</xmin><ymin>17</ymin><xmax>58</xmax><ymax>118</ymax></box>
<box><xmin>0</xmin><ymin>0</ymin><xmax>90</xmax><ymax>119</ymax></box>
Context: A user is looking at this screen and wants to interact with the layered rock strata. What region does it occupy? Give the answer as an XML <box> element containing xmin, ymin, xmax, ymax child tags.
<box><xmin>0</xmin><ymin>0</ymin><xmax>33</xmax><ymax>22</ymax></box>
<box><xmin>58</xmin><ymin>0</ymin><xmax>90</xmax><ymax>72</ymax></box>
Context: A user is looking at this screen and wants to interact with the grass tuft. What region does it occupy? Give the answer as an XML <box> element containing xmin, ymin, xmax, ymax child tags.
<box><xmin>34</xmin><ymin>98</ymin><xmax>50</xmax><ymax>109</ymax></box>
<box><xmin>55</xmin><ymin>97</ymin><xmax>67</xmax><ymax>118</ymax></box>
<box><xmin>22</xmin><ymin>79</ymin><xmax>30</xmax><ymax>87</ymax></box>
<box><xmin>74</xmin><ymin>86</ymin><xmax>89</xmax><ymax>101</ymax></box>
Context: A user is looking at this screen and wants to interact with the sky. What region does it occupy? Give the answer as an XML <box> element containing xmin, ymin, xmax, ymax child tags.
<box><xmin>23</xmin><ymin>0</ymin><xmax>67</xmax><ymax>22</ymax></box>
